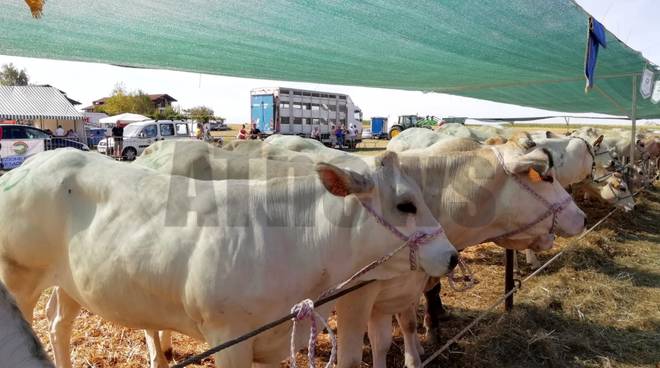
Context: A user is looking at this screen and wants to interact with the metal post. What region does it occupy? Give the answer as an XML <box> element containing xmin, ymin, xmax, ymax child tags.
<box><xmin>504</xmin><ymin>249</ymin><xmax>515</xmax><ymax>311</ymax></box>
<box><xmin>630</xmin><ymin>75</ymin><xmax>637</xmax><ymax>164</ymax></box>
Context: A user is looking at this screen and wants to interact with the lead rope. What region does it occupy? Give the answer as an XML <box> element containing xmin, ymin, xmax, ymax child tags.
<box><xmin>290</xmin><ymin>299</ymin><xmax>336</xmax><ymax>368</ymax></box>
<box><xmin>288</xmin><ymin>198</ymin><xmax>445</xmax><ymax>367</ymax></box>
<box><xmin>447</xmin><ymin>257</ymin><xmax>475</xmax><ymax>291</ymax></box>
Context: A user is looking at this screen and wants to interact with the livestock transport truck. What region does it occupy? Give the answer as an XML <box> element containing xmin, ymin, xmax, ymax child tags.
<box><xmin>250</xmin><ymin>87</ymin><xmax>363</xmax><ymax>144</ymax></box>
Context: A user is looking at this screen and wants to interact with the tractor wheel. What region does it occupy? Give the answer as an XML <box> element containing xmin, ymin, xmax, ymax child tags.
<box><xmin>389</xmin><ymin>126</ymin><xmax>402</xmax><ymax>139</ymax></box>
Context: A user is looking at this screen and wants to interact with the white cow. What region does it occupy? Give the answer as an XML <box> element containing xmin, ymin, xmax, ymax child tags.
<box><xmin>0</xmin><ymin>148</ymin><xmax>458</xmax><ymax>368</ymax></box>
<box><xmin>211</xmin><ymin>137</ymin><xmax>586</xmax><ymax>368</ymax></box>
<box><xmin>0</xmin><ymin>281</ymin><xmax>54</xmax><ymax>368</ymax></box>
<box><xmin>109</xmin><ymin>137</ymin><xmax>586</xmax><ymax>368</ymax></box>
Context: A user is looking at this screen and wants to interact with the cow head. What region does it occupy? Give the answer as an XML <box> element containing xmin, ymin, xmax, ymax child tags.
<box><xmin>492</xmin><ymin>142</ymin><xmax>586</xmax><ymax>251</ymax></box>
<box><xmin>531</xmin><ymin>136</ymin><xmax>595</xmax><ymax>187</ymax></box>
<box><xmin>594</xmin><ymin>172</ymin><xmax>635</xmax><ymax>212</ymax></box>
<box><xmin>316</xmin><ymin>151</ymin><xmax>458</xmax><ymax>277</ymax></box>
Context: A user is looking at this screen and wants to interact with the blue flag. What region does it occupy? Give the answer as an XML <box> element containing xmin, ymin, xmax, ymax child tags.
<box><xmin>585</xmin><ymin>17</ymin><xmax>607</xmax><ymax>92</ymax></box>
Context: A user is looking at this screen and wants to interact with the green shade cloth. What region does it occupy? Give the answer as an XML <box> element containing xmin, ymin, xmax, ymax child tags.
<box><xmin>1</xmin><ymin>0</ymin><xmax>659</xmax><ymax>118</ymax></box>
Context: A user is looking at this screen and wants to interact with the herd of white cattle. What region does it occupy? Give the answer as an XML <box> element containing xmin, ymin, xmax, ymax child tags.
<box><xmin>0</xmin><ymin>124</ymin><xmax>658</xmax><ymax>368</ymax></box>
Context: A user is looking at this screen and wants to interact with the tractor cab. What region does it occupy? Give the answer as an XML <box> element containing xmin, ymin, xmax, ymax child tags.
<box><xmin>388</xmin><ymin>115</ymin><xmax>439</xmax><ymax>138</ymax></box>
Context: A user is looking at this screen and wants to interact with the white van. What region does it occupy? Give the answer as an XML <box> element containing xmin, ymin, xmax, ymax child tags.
<box><xmin>97</xmin><ymin>120</ymin><xmax>192</xmax><ymax>160</ymax></box>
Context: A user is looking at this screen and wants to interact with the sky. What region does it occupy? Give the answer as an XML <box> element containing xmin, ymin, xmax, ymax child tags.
<box><xmin>0</xmin><ymin>0</ymin><xmax>658</xmax><ymax>124</ymax></box>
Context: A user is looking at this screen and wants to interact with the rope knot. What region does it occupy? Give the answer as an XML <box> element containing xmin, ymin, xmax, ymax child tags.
<box><xmin>291</xmin><ymin>299</ymin><xmax>315</xmax><ymax>321</ymax></box>
<box><xmin>289</xmin><ymin>299</ymin><xmax>336</xmax><ymax>368</ymax></box>
<box><xmin>405</xmin><ymin>231</ymin><xmax>427</xmax><ymax>270</ymax></box>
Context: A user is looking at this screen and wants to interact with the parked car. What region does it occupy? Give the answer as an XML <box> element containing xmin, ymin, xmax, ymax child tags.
<box><xmin>98</xmin><ymin>120</ymin><xmax>192</xmax><ymax>160</ymax></box>
<box><xmin>209</xmin><ymin>120</ymin><xmax>229</xmax><ymax>131</ymax></box>
<box><xmin>361</xmin><ymin>128</ymin><xmax>373</xmax><ymax>139</ymax></box>
<box><xmin>0</xmin><ymin>124</ymin><xmax>89</xmax><ymax>169</ymax></box>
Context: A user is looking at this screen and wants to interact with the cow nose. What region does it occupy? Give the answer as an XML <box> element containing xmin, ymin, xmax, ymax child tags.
<box><xmin>448</xmin><ymin>254</ymin><xmax>459</xmax><ymax>272</ymax></box>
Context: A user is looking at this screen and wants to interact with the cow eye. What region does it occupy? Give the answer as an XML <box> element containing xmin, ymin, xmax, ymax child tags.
<box><xmin>396</xmin><ymin>201</ymin><xmax>417</xmax><ymax>214</ymax></box>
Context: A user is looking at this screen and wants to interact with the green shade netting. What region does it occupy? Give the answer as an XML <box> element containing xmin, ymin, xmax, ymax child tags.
<box><xmin>1</xmin><ymin>0</ymin><xmax>659</xmax><ymax>118</ymax></box>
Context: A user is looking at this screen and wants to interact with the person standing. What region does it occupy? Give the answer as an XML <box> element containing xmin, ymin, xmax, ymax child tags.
<box><xmin>348</xmin><ymin>124</ymin><xmax>357</xmax><ymax>149</ymax></box>
<box><xmin>330</xmin><ymin>123</ymin><xmax>337</xmax><ymax>147</ymax></box>
<box><xmin>336</xmin><ymin>124</ymin><xmax>345</xmax><ymax>149</ymax></box>
<box><xmin>195</xmin><ymin>123</ymin><xmax>204</xmax><ymax>140</ymax></box>
<box><xmin>111</xmin><ymin>123</ymin><xmax>124</xmax><ymax>158</ymax></box>
<box><xmin>311</xmin><ymin>126</ymin><xmax>320</xmax><ymax>141</ymax></box>
<box><xmin>55</xmin><ymin>125</ymin><xmax>65</xmax><ymax>137</ymax></box>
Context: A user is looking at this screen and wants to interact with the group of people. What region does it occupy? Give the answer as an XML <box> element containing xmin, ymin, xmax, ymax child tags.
<box><xmin>45</xmin><ymin>125</ymin><xmax>79</xmax><ymax>139</ymax></box>
<box><xmin>194</xmin><ymin>122</ymin><xmax>213</xmax><ymax>141</ymax></box>
<box><xmin>236</xmin><ymin>124</ymin><xmax>262</xmax><ymax>140</ymax></box>
<box><xmin>311</xmin><ymin>123</ymin><xmax>357</xmax><ymax>149</ymax></box>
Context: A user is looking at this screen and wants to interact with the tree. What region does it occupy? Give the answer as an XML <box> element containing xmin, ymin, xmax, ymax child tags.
<box><xmin>0</xmin><ymin>63</ymin><xmax>29</xmax><ymax>86</ymax></box>
<box><xmin>184</xmin><ymin>106</ymin><xmax>215</xmax><ymax>123</ymax></box>
<box><xmin>152</xmin><ymin>105</ymin><xmax>185</xmax><ymax>120</ymax></box>
<box><xmin>97</xmin><ymin>84</ymin><xmax>155</xmax><ymax>116</ymax></box>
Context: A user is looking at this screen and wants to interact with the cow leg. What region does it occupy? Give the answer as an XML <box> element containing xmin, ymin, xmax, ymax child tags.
<box><xmin>46</xmin><ymin>287</ymin><xmax>81</xmax><ymax>368</ymax></box>
<box><xmin>367</xmin><ymin>312</ymin><xmax>392</xmax><ymax>368</ymax></box>
<box><xmin>0</xmin><ymin>264</ymin><xmax>44</xmax><ymax>325</ymax></box>
<box><xmin>159</xmin><ymin>330</ymin><xmax>174</xmax><ymax>362</ymax></box>
<box><xmin>396</xmin><ymin>307</ymin><xmax>423</xmax><ymax>368</ymax></box>
<box><xmin>423</xmin><ymin>283</ymin><xmax>445</xmax><ymax>345</ymax></box>
<box><xmin>203</xmin><ymin>327</ymin><xmax>253</xmax><ymax>368</ymax></box>
<box><xmin>525</xmin><ymin>250</ymin><xmax>541</xmax><ymax>269</ymax></box>
<box><xmin>335</xmin><ymin>287</ymin><xmax>379</xmax><ymax>368</ymax></box>
<box><xmin>144</xmin><ymin>329</ymin><xmax>170</xmax><ymax>368</ymax></box>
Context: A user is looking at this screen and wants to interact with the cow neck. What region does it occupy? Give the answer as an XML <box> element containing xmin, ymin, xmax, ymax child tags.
<box><xmin>286</xmin><ymin>179</ymin><xmax>420</xmax><ymax>292</ymax></box>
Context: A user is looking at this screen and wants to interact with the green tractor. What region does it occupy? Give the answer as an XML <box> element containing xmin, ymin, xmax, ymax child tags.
<box><xmin>388</xmin><ymin>115</ymin><xmax>440</xmax><ymax>139</ymax></box>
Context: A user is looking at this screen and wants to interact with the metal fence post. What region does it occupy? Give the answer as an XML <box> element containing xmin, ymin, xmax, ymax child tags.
<box><xmin>504</xmin><ymin>249</ymin><xmax>515</xmax><ymax>311</ymax></box>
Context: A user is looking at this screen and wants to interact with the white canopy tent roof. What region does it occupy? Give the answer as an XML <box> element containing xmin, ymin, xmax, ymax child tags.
<box><xmin>98</xmin><ymin>113</ymin><xmax>149</xmax><ymax>126</ymax></box>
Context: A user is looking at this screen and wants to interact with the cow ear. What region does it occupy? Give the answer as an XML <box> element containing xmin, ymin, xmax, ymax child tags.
<box><xmin>592</xmin><ymin>135</ymin><xmax>604</xmax><ymax>147</ymax></box>
<box><xmin>545</xmin><ymin>131</ymin><xmax>561</xmax><ymax>139</ymax></box>
<box><xmin>316</xmin><ymin>163</ymin><xmax>374</xmax><ymax>197</ymax></box>
<box><xmin>508</xmin><ymin>148</ymin><xmax>551</xmax><ymax>177</ymax></box>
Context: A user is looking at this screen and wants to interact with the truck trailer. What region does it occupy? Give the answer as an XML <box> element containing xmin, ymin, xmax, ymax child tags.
<box><xmin>250</xmin><ymin>87</ymin><xmax>363</xmax><ymax>143</ymax></box>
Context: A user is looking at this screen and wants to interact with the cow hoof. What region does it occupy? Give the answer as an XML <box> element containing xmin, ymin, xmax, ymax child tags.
<box><xmin>424</xmin><ymin>328</ymin><xmax>441</xmax><ymax>345</ymax></box>
<box><xmin>404</xmin><ymin>353</ymin><xmax>422</xmax><ymax>368</ymax></box>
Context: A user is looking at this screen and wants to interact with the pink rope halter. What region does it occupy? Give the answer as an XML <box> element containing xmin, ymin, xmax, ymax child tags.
<box><xmin>487</xmin><ymin>147</ymin><xmax>573</xmax><ymax>242</ymax></box>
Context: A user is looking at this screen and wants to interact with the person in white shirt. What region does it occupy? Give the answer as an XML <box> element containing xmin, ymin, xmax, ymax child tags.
<box><xmin>347</xmin><ymin>124</ymin><xmax>357</xmax><ymax>149</ymax></box>
<box><xmin>55</xmin><ymin>125</ymin><xmax>65</xmax><ymax>137</ymax></box>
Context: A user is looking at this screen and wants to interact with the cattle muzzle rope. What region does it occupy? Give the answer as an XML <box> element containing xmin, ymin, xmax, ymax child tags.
<box><xmin>172</xmin><ymin>197</ymin><xmax>447</xmax><ymax>368</ymax></box>
<box><xmin>486</xmin><ymin>147</ymin><xmax>573</xmax><ymax>243</ymax></box>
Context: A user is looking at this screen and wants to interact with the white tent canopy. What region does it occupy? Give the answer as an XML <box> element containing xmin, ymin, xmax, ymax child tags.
<box><xmin>98</xmin><ymin>113</ymin><xmax>148</xmax><ymax>126</ymax></box>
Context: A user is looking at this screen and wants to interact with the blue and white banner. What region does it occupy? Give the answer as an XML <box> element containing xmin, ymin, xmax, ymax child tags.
<box><xmin>0</xmin><ymin>139</ymin><xmax>45</xmax><ymax>169</ymax></box>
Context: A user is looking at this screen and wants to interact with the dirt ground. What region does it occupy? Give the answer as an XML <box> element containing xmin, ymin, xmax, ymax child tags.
<box><xmin>27</xmin><ymin>127</ymin><xmax>660</xmax><ymax>368</ymax></box>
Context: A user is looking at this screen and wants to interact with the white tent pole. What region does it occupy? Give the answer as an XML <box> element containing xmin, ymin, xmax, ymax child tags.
<box><xmin>630</xmin><ymin>75</ymin><xmax>637</xmax><ymax>163</ymax></box>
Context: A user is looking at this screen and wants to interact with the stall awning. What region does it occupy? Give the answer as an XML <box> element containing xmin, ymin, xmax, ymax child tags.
<box><xmin>0</xmin><ymin>86</ymin><xmax>83</xmax><ymax>120</ymax></box>
<box><xmin>1</xmin><ymin>0</ymin><xmax>659</xmax><ymax>118</ymax></box>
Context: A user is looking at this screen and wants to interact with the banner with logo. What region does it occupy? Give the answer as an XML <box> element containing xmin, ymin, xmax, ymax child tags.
<box><xmin>0</xmin><ymin>139</ymin><xmax>45</xmax><ymax>169</ymax></box>
<box><xmin>640</xmin><ymin>67</ymin><xmax>654</xmax><ymax>99</ymax></box>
